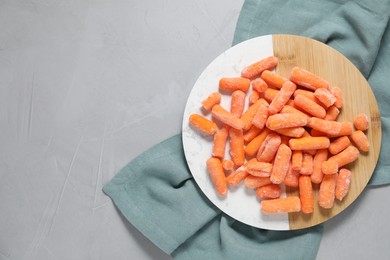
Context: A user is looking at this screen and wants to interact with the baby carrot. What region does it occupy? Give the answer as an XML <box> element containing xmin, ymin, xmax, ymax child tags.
<box><xmin>246</xmin><ymin>161</ymin><xmax>273</xmax><ymax>177</ymax></box>
<box><xmin>321</xmin><ymin>160</ymin><xmax>339</xmax><ymax>175</ymax></box>
<box><xmin>241</xmin><ymin>56</ymin><xmax>278</xmax><ymax>79</ymax></box>
<box><xmin>300</xmin><ymin>153</ymin><xmax>313</xmax><ymax>175</ymax></box>
<box><xmin>270</xmin><ymin>144</ymin><xmax>292</xmax><ymax>184</ymax></box>
<box><xmin>261</xmin><ymin>196</ymin><xmax>301</xmax><ymax>214</ymax></box>
<box><xmin>280</xmin><ymin>105</ymin><xmax>311</xmax><ymax>121</ymax></box>
<box><xmin>268</xmin><ymin>81</ymin><xmax>297</xmax><ymax>115</ymax></box>
<box><xmin>337</xmin><ymin>121</ymin><xmax>353</xmax><ymax>136</ymax></box>
<box><xmin>266</xmin><ymin>113</ymin><xmax>308</xmax><ymax>130</ymax></box>
<box><xmin>241</xmin><ymin>99</ymin><xmax>269</xmax><ymax>130</ymax></box>
<box><xmin>350</xmin><ymin>130</ymin><xmax>370</xmax><ymax>152</ymax></box>
<box><xmin>226</xmin><ymin>158</ymin><xmax>256</xmax><ymax>186</ymax></box>
<box><xmin>212</xmin><ymin>105</ymin><xmax>244</xmax><ymax>130</ymax></box>
<box><xmin>219</xmin><ymin>77</ymin><xmax>250</xmax><ymax>92</ymax></box>
<box><xmin>274</xmin><ymin>127</ymin><xmax>305</xmax><ymax>138</ymax></box>
<box><xmin>307</xmin><ymin>117</ymin><xmax>342</xmax><ymax>136</ymax></box>
<box><xmin>292</xmin><ymin>150</ymin><xmax>303</xmax><ymax>171</ymax></box>
<box><xmin>257</xmin><ymin>133</ymin><xmax>282</xmax><ymax>162</ymax></box>
<box><xmin>294</xmin><ymin>94</ymin><xmax>326</xmax><ymax>118</ymax></box>
<box><xmin>243</xmin><ymin>125</ymin><xmax>262</xmax><ymax>143</ymax></box>
<box><xmin>314</xmin><ymin>88</ymin><xmax>336</xmax><ymax>108</ymax></box>
<box><xmin>189</xmin><ymin>114</ymin><xmax>218</xmax><ymax>135</ymax></box>
<box><xmin>256</xmin><ymin>184</ymin><xmax>282</xmax><ymax>199</ymax></box>
<box><xmin>289</xmin><ymin>136</ymin><xmax>330</xmax><ymax>150</ymax></box>
<box><xmin>283</xmin><ymin>164</ymin><xmax>300</xmax><ymax>187</ymax></box>
<box><xmin>245</xmin><ymin>128</ymin><xmax>271</xmax><ymax>157</ymax></box>
<box><xmin>324</xmin><ymin>105</ymin><xmax>340</xmax><ymax>121</ymax></box>
<box><xmin>212</xmin><ymin>126</ymin><xmax>229</xmax><ymax>158</ymax></box>
<box><xmin>293</xmin><ymin>89</ymin><xmax>326</xmax><ymax>108</ymax></box>
<box><xmin>263</xmin><ymin>88</ymin><xmax>279</xmax><ymax>103</ymax></box>
<box><xmin>318</xmin><ymin>173</ymin><xmax>337</xmax><ymax>209</ymax></box>
<box><xmin>299</xmin><ymin>176</ymin><xmax>314</xmax><ymax>214</ymax></box>
<box><xmin>252</xmin><ymin>104</ymin><xmax>269</xmax><ymax>129</ymax></box>
<box><xmin>222</xmin><ymin>159</ymin><xmax>234</xmax><ymax>171</ymax></box>
<box><xmin>328</xmin><ymin>136</ymin><xmax>351</xmax><ymax>155</ymax></box>
<box><xmin>354</xmin><ymin>113</ymin><xmax>369</xmax><ymax>131</ymax></box>
<box><xmin>229</xmin><ymin>128</ymin><xmax>245</xmax><ymax>167</ymax></box>
<box><xmin>252</xmin><ymin>78</ymin><xmax>268</xmax><ymax>93</ymax></box>
<box><xmin>290</xmin><ymin>66</ymin><xmax>329</xmax><ymax>91</ymax></box>
<box><xmin>311</xmin><ymin>149</ymin><xmax>328</xmax><ymax>184</ymax></box>
<box><xmin>335</xmin><ymin>168</ymin><xmax>352</xmax><ymax>201</ymax></box>
<box><xmin>244</xmin><ymin>175</ymin><xmax>272</xmax><ymax>189</ymax></box>
<box><xmin>249</xmin><ymin>90</ymin><xmax>260</xmax><ymax>105</ymax></box>
<box><xmin>202</xmin><ymin>92</ymin><xmax>221</xmax><ymax>111</ymax></box>
<box><xmin>206</xmin><ymin>157</ymin><xmax>228</xmax><ymax>196</ymax></box>
<box><xmin>328</xmin><ymin>145</ymin><xmax>359</xmax><ymax>167</ymax></box>
<box><xmin>261</xmin><ymin>70</ymin><xmax>287</xmax><ymax>89</ymax></box>
<box><xmin>330</xmin><ymin>86</ymin><xmax>343</xmax><ymax>109</ymax></box>
<box><xmin>230</xmin><ymin>90</ymin><xmax>246</xmax><ymax>117</ymax></box>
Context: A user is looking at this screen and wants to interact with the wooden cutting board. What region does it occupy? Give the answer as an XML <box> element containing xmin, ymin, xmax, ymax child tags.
<box><xmin>272</xmin><ymin>34</ymin><xmax>382</xmax><ymax>230</ymax></box>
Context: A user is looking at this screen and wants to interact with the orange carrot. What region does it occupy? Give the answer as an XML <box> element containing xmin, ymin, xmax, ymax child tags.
<box><xmin>189</xmin><ymin>114</ymin><xmax>218</xmax><ymax>135</ymax></box>
<box><xmin>256</xmin><ymin>184</ymin><xmax>282</xmax><ymax>199</ymax></box>
<box><xmin>206</xmin><ymin>157</ymin><xmax>228</xmax><ymax>196</ymax></box>
<box><xmin>294</xmin><ymin>94</ymin><xmax>326</xmax><ymax>118</ymax></box>
<box><xmin>212</xmin><ymin>126</ymin><xmax>229</xmax><ymax>158</ymax></box>
<box><xmin>289</xmin><ymin>136</ymin><xmax>330</xmax><ymax>150</ymax></box>
<box><xmin>230</xmin><ymin>90</ymin><xmax>246</xmax><ymax>117</ymax></box>
<box><xmin>354</xmin><ymin>113</ymin><xmax>369</xmax><ymax>131</ymax></box>
<box><xmin>252</xmin><ymin>78</ymin><xmax>268</xmax><ymax>93</ymax></box>
<box><xmin>246</xmin><ymin>161</ymin><xmax>273</xmax><ymax>177</ymax></box>
<box><xmin>245</xmin><ymin>128</ymin><xmax>271</xmax><ymax>157</ymax></box>
<box><xmin>212</xmin><ymin>105</ymin><xmax>244</xmax><ymax>130</ymax></box>
<box><xmin>270</xmin><ymin>144</ymin><xmax>292</xmax><ymax>184</ymax></box>
<box><xmin>261</xmin><ymin>197</ymin><xmax>301</xmax><ymax>214</ymax></box>
<box><xmin>289</xmin><ymin>66</ymin><xmax>329</xmax><ymax>91</ymax></box>
<box><xmin>311</xmin><ymin>149</ymin><xmax>328</xmax><ymax>184</ymax></box>
<box><xmin>328</xmin><ymin>136</ymin><xmax>351</xmax><ymax>155</ymax></box>
<box><xmin>226</xmin><ymin>159</ymin><xmax>257</xmax><ymax>186</ymax></box>
<box><xmin>263</xmin><ymin>88</ymin><xmax>279</xmax><ymax>103</ymax></box>
<box><xmin>300</xmin><ymin>153</ymin><xmax>313</xmax><ymax>175</ymax></box>
<box><xmin>293</xmin><ymin>89</ymin><xmax>326</xmax><ymax>109</ymax></box>
<box><xmin>324</xmin><ymin>106</ymin><xmax>340</xmax><ymax>121</ymax></box>
<box><xmin>249</xmin><ymin>90</ymin><xmax>260</xmax><ymax>105</ymax></box>
<box><xmin>350</xmin><ymin>130</ymin><xmax>370</xmax><ymax>152</ymax></box>
<box><xmin>268</xmin><ymin>81</ymin><xmax>297</xmax><ymax>115</ymax></box>
<box><xmin>318</xmin><ymin>173</ymin><xmax>337</xmax><ymax>209</ymax></box>
<box><xmin>301</xmin><ymin>131</ymin><xmax>317</xmax><ymax>155</ymax></box>
<box><xmin>314</xmin><ymin>88</ymin><xmax>336</xmax><ymax>108</ymax></box>
<box><xmin>307</xmin><ymin>117</ymin><xmax>342</xmax><ymax>136</ymax></box>
<box><xmin>291</xmin><ymin>150</ymin><xmax>303</xmax><ymax>171</ymax></box>
<box><xmin>241</xmin><ymin>99</ymin><xmax>269</xmax><ymax>130</ymax></box>
<box><xmin>219</xmin><ymin>77</ymin><xmax>250</xmax><ymax>92</ymax></box>
<box><xmin>280</xmin><ymin>105</ymin><xmax>310</xmax><ymax>121</ymax></box>
<box><xmin>241</xmin><ymin>56</ymin><xmax>278</xmax><ymax>79</ymax></box>
<box><xmin>299</xmin><ymin>176</ymin><xmax>314</xmax><ymax>214</ymax></box>
<box><xmin>330</xmin><ymin>86</ymin><xmax>343</xmax><ymax>109</ymax></box>
<box><xmin>321</xmin><ymin>160</ymin><xmax>338</xmax><ymax>175</ymax></box>
<box><xmin>229</xmin><ymin>128</ymin><xmax>245</xmax><ymax>166</ymax></box>
<box><xmin>222</xmin><ymin>159</ymin><xmax>234</xmax><ymax>171</ymax></box>
<box><xmin>337</xmin><ymin>121</ymin><xmax>353</xmax><ymax>136</ymax></box>
<box><xmin>328</xmin><ymin>145</ymin><xmax>359</xmax><ymax>167</ymax></box>
<box><xmin>244</xmin><ymin>175</ymin><xmax>272</xmax><ymax>189</ymax></box>
<box><xmin>335</xmin><ymin>168</ymin><xmax>351</xmax><ymax>201</ymax></box>
<box><xmin>283</xmin><ymin>163</ymin><xmax>300</xmax><ymax>187</ymax></box>
<box><xmin>266</xmin><ymin>113</ymin><xmax>308</xmax><ymax>130</ymax></box>
<box><xmin>257</xmin><ymin>133</ymin><xmax>282</xmax><ymax>162</ymax></box>
<box><xmin>252</xmin><ymin>104</ymin><xmax>269</xmax><ymax>129</ymax></box>
<box><xmin>243</xmin><ymin>126</ymin><xmax>262</xmax><ymax>143</ymax></box>
<box><xmin>261</xmin><ymin>70</ymin><xmax>287</xmax><ymax>89</ymax></box>
<box><xmin>274</xmin><ymin>127</ymin><xmax>305</xmax><ymax>138</ymax></box>
<box><xmin>202</xmin><ymin>92</ymin><xmax>221</xmax><ymax>111</ymax></box>
<box><xmin>280</xmin><ymin>135</ymin><xmax>290</xmax><ymax>146</ymax></box>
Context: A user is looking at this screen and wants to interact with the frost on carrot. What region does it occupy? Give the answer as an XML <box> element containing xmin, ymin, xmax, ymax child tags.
<box><xmin>202</xmin><ymin>92</ymin><xmax>221</xmax><ymax>111</ymax></box>
<box><xmin>336</xmin><ymin>168</ymin><xmax>352</xmax><ymax>201</ymax></box>
<box><xmin>244</xmin><ymin>175</ymin><xmax>272</xmax><ymax>189</ymax></box>
<box><xmin>299</xmin><ymin>176</ymin><xmax>314</xmax><ymax>214</ymax></box>
<box><xmin>270</xmin><ymin>144</ymin><xmax>292</xmax><ymax>184</ymax></box>
<box><xmin>256</xmin><ymin>184</ymin><xmax>282</xmax><ymax>199</ymax></box>
<box><xmin>189</xmin><ymin>114</ymin><xmax>218</xmax><ymax>135</ymax></box>
<box><xmin>219</xmin><ymin>77</ymin><xmax>250</xmax><ymax>92</ymax></box>
<box><xmin>241</xmin><ymin>56</ymin><xmax>278</xmax><ymax>79</ymax></box>
<box><xmin>354</xmin><ymin>113</ymin><xmax>369</xmax><ymax>131</ymax></box>
<box><xmin>290</xmin><ymin>66</ymin><xmax>329</xmax><ymax>91</ymax></box>
<box><xmin>230</xmin><ymin>90</ymin><xmax>246</xmax><ymax>118</ymax></box>
<box><xmin>212</xmin><ymin>105</ymin><xmax>244</xmax><ymax>130</ymax></box>
<box><xmin>229</xmin><ymin>128</ymin><xmax>245</xmax><ymax>167</ymax></box>
<box><xmin>206</xmin><ymin>157</ymin><xmax>228</xmax><ymax>196</ymax></box>
<box><xmin>261</xmin><ymin>70</ymin><xmax>287</xmax><ymax>89</ymax></box>
<box><xmin>350</xmin><ymin>130</ymin><xmax>369</xmax><ymax>152</ymax></box>
<box><xmin>261</xmin><ymin>196</ymin><xmax>301</xmax><ymax>214</ymax></box>
<box><xmin>257</xmin><ymin>133</ymin><xmax>282</xmax><ymax>163</ymax></box>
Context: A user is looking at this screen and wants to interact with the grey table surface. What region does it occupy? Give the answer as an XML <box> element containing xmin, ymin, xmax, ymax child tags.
<box><xmin>1</xmin><ymin>1</ymin><xmax>389</xmax><ymax>259</ymax></box>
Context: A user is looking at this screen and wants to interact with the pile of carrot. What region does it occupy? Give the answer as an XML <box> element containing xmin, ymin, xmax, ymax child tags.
<box><xmin>189</xmin><ymin>56</ymin><xmax>370</xmax><ymax>215</ymax></box>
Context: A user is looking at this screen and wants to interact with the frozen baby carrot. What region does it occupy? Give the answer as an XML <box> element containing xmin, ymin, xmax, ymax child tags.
<box><xmin>261</xmin><ymin>196</ymin><xmax>301</xmax><ymax>214</ymax></box>
<box><xmin>226</xmin><ymin>159</ymin><xmax>256</xmax><ymax>186</ymax></box>
<box><xmin>283</xmin><ymin>164</ymin><xmax>300</xmax><ymax>187</ymax></box>
<box><xmin>299</xmin><ymin>176</ymin><xmax>314</xmax><ymax>214</ymax></box>
<box><xmin>337</xmin><ymin>121</ymin><xmax>353</xmax><ymax>136</ymax></box>
<box><xmin>318</xmin><ymin>173</ymin><xmax>337</xmax><ymax>209</ymax></box>
<box><xmin>241</xmin><ymin>56</ymin><xmax>278</xmax><ymax>79</ymax></box>
<box><xmin>275</xmin><ymin>127</ymin><xmax>305</xmax><ymax>138</ymax></box>
<box><xmin>268</xmin><ymin>81</ymin><xmax>297</xmax><ymax>115</ymax></box>
<box><xmin>335</xmin><ymin>168</ymin><xmax>351</xmax><ymax>201</ymax></box>
<box><xmin>301</xmin><ymin>131</ymin><xmax>317</xmax><ymax>155</ymax></box>
<box><xmin>292</xmin><ymin>150</ymin><xmax>303</xmax><ymax>171</ymax></box>
<box><xmin>289</xmin><ymin>136</ymin><xmax>330</xmax><ymax>150</ymax></box>
<box><xmin>202</xmin><ymin>92</ymin><xmax>221</xmax><ymax>111</ymax></box>
<box><xmin>249</xmin><ymin>90</ymin><xmax>260</xmax><ymax>105</ymax></box>
<box><xmin>294</xmin><ymin>94</ymin><xmax>326</xmax><ymax>118</ymax></box>
<box><xmin>290</xmin><ymin>66</ymin><xmax>329</xmax><ymax>91</ymax></box>
<box><xmin>293</xmin><ymin>89</ymin><xmax>326</xmax><ymax>108</ymax></box>
<box><xmin>300</xmin><ymin>153</ymin><xmax>313</xmax><ymax>175</ymax></box>
<box><xmin>222</xmin><ymin>159</ymin><xmax>234</xmax><ymax>171</ymax></box>
<box><xmin>189</xmin><ymin>114</ymin><xmax>218</xmax><ymax>135</ymax></box>
<box><xmin>311</xmin><ymin>149</ymin><xmax>328</xmax><ymax>184</ymax></box>
<box><xmin>244</xmin><ymin>175</ymin><xmax>272</xmax><ymax>189</ymax></box>
<box><xmin>252</xmin><ymin>78</ymin><xmax>268</xmax><ymax>93</ymax></box>
<box><xmin>270</xmin><ymin>144</ymin><xmax>292</xmax><ymax>184</ymax></box>
<box><xmin>307</xmin><ymin>117</ymin><xmax>342</xmax><ymax>136</ymax></box>
<box><xmin>321</xmin><ymin>160</ymin><xmax>338</xmax><ymax>175</ymax></box>
<box><xmin>219</xmin><ymin>77</ymin><xmax>250</xmax><ymax>92</ymax></box>
<box><xmin>328</xmin><ymin>145</ymin><xmax>359</xmax><ymax>167</ymax></box>
<box><xmin>230</xmin><ymin>90</ymin><xmax>246</xmax><ymax>117</ymax></box>
<box><xmin>261</xmin><ymin>70</ymin><xmax>287</xmax><ymax>89</ymax></box>
<box><xmin>263</xmin><ymin>88</ymin><xmax>279</xmax><ymax>103</ymax></box>
<box><xmin>246</xmin><ymin>161</ymin><xmax>273</xmax><ymax>177</ymax></box>
<box><xmin>212</xmin><ymin>105</ymin><xmax>244</xmax><ymax>130</ymax></box>
<box><xmin>252</xmin><ymin>104</ymin><xmax>269</xmax><ymax>129</ymax></box>
<box><xmin>350</xmin><ymin>130</ymin><xmax>370</xmax><ymax>152</ymax></box>
<box><xmin>245</xmin><ymin>128</ymin><xmax>271</xmax><ymax>157</ymax></box>
<box><xmin>256</xmin><ymin>184</ymin><xmax>282</xmax><ymax>199</ymax></box>
<box><xmin>206</xmin><ymin>157</ymin><xmax>228</xmax><ymax>196</ymax></box>
<box><xmin>212</xmin><ymin>126</ymin><xmax>229</xmax><ymax>158</ymax></box>
<box><xmin>229</xmin><ymin>128</ymin><xmax>245</xmax><ymax>167</ymax></box>
<box><xmin>243</xmin><ymin>126</ymin><xmax>262</xmax><ymax>143</ymax></box>
<box><xmin>330</xmin><ymin>86</ymin><xmax>343</xmax><ymax>109</ymax></box>
<box><xmin>354</xmin><ymin>113</ymin><xmax>369</xmax><ymax>131</ymax></box>
<box><xmin>314</xmin><ymin>88</ymin><xmax>336</xmax><ymax>108</ymax></box>
<box><xmin>280</xmin><ymin>105</ymin><xmax>310</xmax><ymax>121</ymax></box>
<box><xmin>266</xmin><ymin>113</ymin><xmax>308</xmax><ymax>130</ymax></box>
<box><xmin>257</xmin><ymin>133</ymin><xmax>282</xmax><ymax>162</ymax></box>
<box><xmin>241</xmin><ymin>99</ymin><xmax>269</xmax><ymax>130</ymax></box>
<box><xmin>328</xmin><ymin>136</ymin><xmax>351</xmax><ymax>155</ymax></box>
<box><xmin>324</xmin><ymin>106</ymin><xmax>340</xmax><ymax>121</ymax></box>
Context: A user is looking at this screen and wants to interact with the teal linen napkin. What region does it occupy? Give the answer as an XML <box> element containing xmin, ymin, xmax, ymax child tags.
<box><xmin>104</xmin><ymin>0</ymin><xmax>390</xmax><ymax>259</ymax></box>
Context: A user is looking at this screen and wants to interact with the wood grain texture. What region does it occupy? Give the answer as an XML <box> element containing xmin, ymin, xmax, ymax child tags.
<box><xmin>272</xmin><ymin>34</ymin><xmax>382</xmax><ymax>230</ymax></box>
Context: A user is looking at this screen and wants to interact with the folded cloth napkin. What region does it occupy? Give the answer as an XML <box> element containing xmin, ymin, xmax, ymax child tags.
<box><xmin>104</xmin><ymin>0</ymin><xmax>390</xmax><ymax>259</ymax></box>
